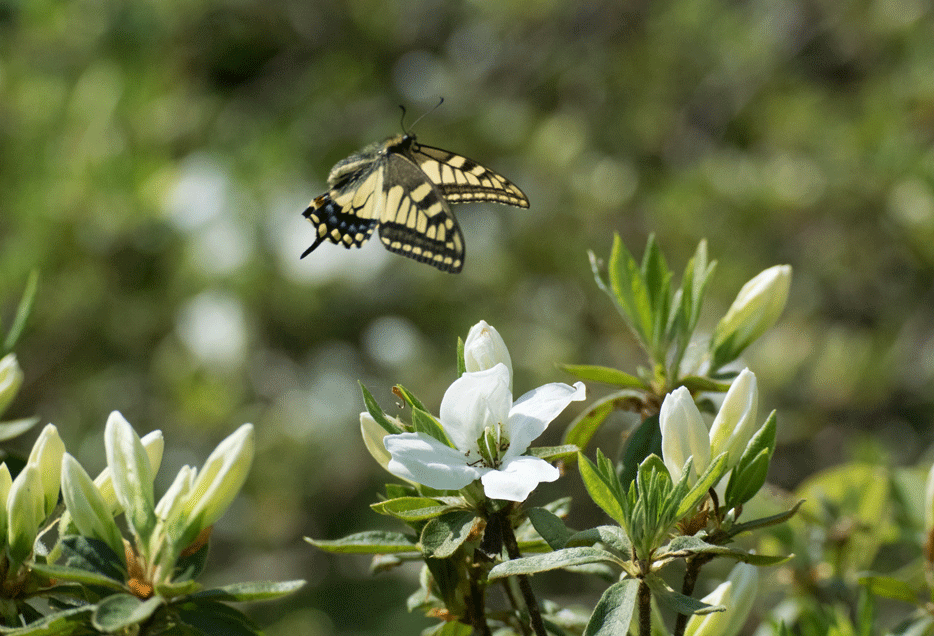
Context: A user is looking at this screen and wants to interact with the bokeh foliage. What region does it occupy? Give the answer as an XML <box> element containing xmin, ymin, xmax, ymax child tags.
<box><xmin>2</xmin><ymin>0</ymin><xmax>934</xmax><ymax>633</ymax></box>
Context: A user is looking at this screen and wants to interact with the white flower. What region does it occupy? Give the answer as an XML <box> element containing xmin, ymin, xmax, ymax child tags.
<box><xmin>464</xmin><ymin>321</ymin><xmax>513</xmax><ymax>384</ymax></box>
<box><xmin>708</xmin><ymin>369</ymin><xmax>759</xmax><ymax>470</ymax></box>
<box><xmin>384</xmin><ymin>364</ymin><xmax>585</xmax><ymax>502</ymax></box>
<box><xmin>660</xmin><ymin>387</ymin><xmax>711</xmax><ymax>484</ymax></box>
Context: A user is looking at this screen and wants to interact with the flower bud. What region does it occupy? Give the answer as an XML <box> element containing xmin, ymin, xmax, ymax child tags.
<box><xmin>712</xmin><ymin>265</ymin><xmax>791</xmax><ymax>368</ymax></box>
<box><xmin>708</xmin><ymin>369</ymin><xmax>759</xmax><ymax>470</ymax></box>
<box><xmin>0</xmin><ymin>354</ymin><xmax>24</xmax><ymax>416</ymax></box>
<box><xmin>464</xmin><ymin>321</ymin><xmax>513</xmax><ymax>385</ymax></box>
<box><xmin>95</xmin><ymin>429</ymin><xmax>164</xmax><ymax>514</ymax></box>
<box><xmin>182</xmin><ymin>423</ymin><xmax>254</xmax><ymax>545</ymax></box>
<box><xmin>104</xmin><ymin>411</ymin><xmax>156</xmax><ymax>540</ymax></box>
<box><xmin>0</xmin><ymin>463</ymin><xmax>11</xmax><ymax>551</ymax></box>
<box><xmin>61</xmin><ymin>453</ymin><xmax>125</xmax><ymax>560</ymax></box>
<box><xmin>27</xmin><ymin>424</ymin><xmax>65</xmax><ymax>517</ymax></box>
<box><xmin>7</xmin><ymin>463</ymin><xmax>44</xmax><ymax>564</ymax></box>
<box><xmin>660</xmin><ymin>387</ymin><xmax>711</xmax><ymax>484</ymax></box>
<box><xmin>684</xmin><ymin>562</ymin><xmax>758</xmax><ymax>636</ymax></box>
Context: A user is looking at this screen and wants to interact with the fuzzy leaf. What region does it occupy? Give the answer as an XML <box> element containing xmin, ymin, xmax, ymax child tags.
<box><xmin>583</xmin><ymin>578</ymin><xmax>640</xmax><ymax>636</ymax></box>
<box><xmin>488</xmin><ymin>547</ymin><xmax>622</xmax><ymax>580</ymax></box>
<box><xmin>557</xmin><ymin>364</ymin><xmax>646</xmax><ymax>388</ymax></box>
<box><xmin>307</xmin><ymin>530</ymin><xmax>418</xmax><ymax>554</ymax></box>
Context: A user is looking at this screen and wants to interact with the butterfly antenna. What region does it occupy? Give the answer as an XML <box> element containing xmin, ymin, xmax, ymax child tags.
<box><xmin>401</xmin><ymin>97</ymin><xmax>444</xmax><ymax>135</ymax></box>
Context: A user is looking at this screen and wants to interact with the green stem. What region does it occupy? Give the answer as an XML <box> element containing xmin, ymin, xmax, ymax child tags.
<box><xmin>673</xmin><ymin>553</ymin><xmax>713</xmax><ymax>636</ymax></box>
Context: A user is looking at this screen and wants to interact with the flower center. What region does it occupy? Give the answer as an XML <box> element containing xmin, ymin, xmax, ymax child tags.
<box><xmin>476</xmin><ymin>423</ymin><xmax>509</xmax><ymax>468</ymax></box>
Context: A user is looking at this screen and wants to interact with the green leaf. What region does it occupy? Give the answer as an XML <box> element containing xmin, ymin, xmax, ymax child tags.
<box><xmin>526</xmin><ymin>507</ymin><xmax>574</xmax><ymax>550</ymax></box>
<box><xmin>420</xmin><ymin>511</ymin><xmax>480</xmax><ymax>558</ymax></box>
<box><xmin>724</xmin><ymin>447</ymin><xmax>770</xmax><ymax>509</ymax></box>
<box><xmin>359</xmin><ymin>383</ymin><xmax>402</xmax><ymax>435</ymax></box>
<box><xmin>187</xmin><ymin>580</ymin><xmax>307</xmax><ymax>602</ymax></box>
<box><xmin>676</xmin><ymin>453</ymin><xmax>728</xmax><ymax>519</ymax></box>
<box><xmin>175</xmin><ymin>599</ymin><xmax>263</xmax><ymax>636</ymax></box>
<box><xmin>28</xmin><ymin>562</ymin><xmax>126</xmax><ymax>591</ymax></box>
<box><xmin>411</xmin><ymin>408</ymin><xmax>451</xmax><ymax>446</ymax></box>
<box><xmin>608</xmin><ymin>234</ymin><xmax>652</xmax><ymax>346</ymax></box>
<box><xmin>92</xmin><ymin>595</ymin><xmax>163</xmax><ymax>632</ymax></box>
<box><xmin>583</xmin><ymin>578</ymin><xmax>639</xmax><ymax>636</ymax></box>
<box><xmin>567</xmin><ymin>525</ymin><xmax>631</xmax><ymax>555</ymax></box>
<box><xmin>59</xmin><ymin>535</ymin><xmax>127</xmax><ymax>582</ymax></box>
<box><xmin>0</xmin><ymin>607</ymin><xmax>92</xmax><ymax>636</ymax></box>
<box><xmin>620</xmin><ymin>415</ymin><xmax>662</xmax><ymax>488</ymax></box>
<box><xmin>859</xmin><ymin>575</ymin><xmax>918</xmax><ymax>604</ymax></box>
<box><xmin>645</xmin><ymin>573</ymin><xmax>724</xmax><ymax>616</ymax></box>
<box><xmin>0</xmin><ymin>417</ymin><xmax>41</xmax><ymax>442</ymax></box>
<box><xmin>394</xmin><ymin>384</ymin><xmax>429</xmax><ymax>413</ymax></box>
<box><xmin>155</xmin><ymin>578</ymin><xmax>202</xmax><ymax>599</ymax></box>
<box><xmin>370</xmin><ymin>497</ymin><xmax>459</xmax><ymax>521</ymax></box>
<box><xmin>306</xmin><ymin>530</ymin><xmax>418</xmax><ymax>554</ymax></box>
<box><xmin>557</xmin><ymin>364</ymin><xmax>646</xmax><ymax>388</ymax></box>
<box><xmin>676</xmin><ymin>376</ymin><xmax>732</xmax><ymax>393</ymax></box>
<box><xmin>425</xmin><ymin>620</ymin><xmax>474</xmax><ymax>636</ymax></box>
<box><xmin>562</xmin><ymin>389</ymin><xmax>646</xmax><ymax>457</ymax></box>
<box><xmin>3</xmin><ymin>270</ymin><xmax>38</xmax><ymax>354</ymax></box>
<box><xmin>527</xmin><ymin>444</ymin><xmax>578</xmax><ymax>462</ymax></box>
<box><xmin>488</xmin><ymin>547</ymin><xmax>622</xmax><ymax>579</ymax></box>
<box><xmin>658</xmin><ymin>536</ymin><xmax>792</xmax><ymax>566</ymax></box>
<box><xmin>578</xmin><ymin>453</ymin><xmax>627</xmax><ymax>527</ymax></box>
<box><xmin>456</xmin><ymin>337</ymin><xmax>466</xmax><ymax>376</ymax></box>
<box><xmin>728</xmin><ymin>500</ymin><xmax>803</xmax><ymax>535</ymax></box>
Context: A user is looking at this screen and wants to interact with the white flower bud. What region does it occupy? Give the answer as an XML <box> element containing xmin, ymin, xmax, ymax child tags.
<box><xmin>464</xmin><ymin>321</ymin><xmax>513</xmax><ymax>385</ymax></box>
<box><xmin>708</xmin><ymin>369</ymin><xmax>759</xmax><ymax>470</ymax></box>
<box><xmin>0</xmin><ymin>354</ymin><xmax>24</xmax><ymax>415</ymax></box>
<box><xmin>712</xmin><ymin>265</ymin><xmax>791</xmax><ymax>366</ymax></box>
<box><xmin>660</xmin><ymin>387</ymin><xmax>711</xmax><ymax>484</ymax></box>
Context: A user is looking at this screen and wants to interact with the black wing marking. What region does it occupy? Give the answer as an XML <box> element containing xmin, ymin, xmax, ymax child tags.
<box><xmin>410</xmin><ymin>144</ymin><xmax>529</xmax><ymax>208</ymax></box>
<box><xmin>300</xmin><ymin>162</ymin><xmax>383</xmax><ymax>258</ymax></box>
<box><xmin>376</xmin><ymin>153</ymin><xmax>465</xmax><ymax>273</ymax></box>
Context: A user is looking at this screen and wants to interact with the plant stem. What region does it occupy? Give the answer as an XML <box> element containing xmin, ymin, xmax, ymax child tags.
<box><xmin>468</xmin><ymin>563</ymin><xmax>492</xmax><ymax>636</ymax></box>
<box><xmin>638</xmin><ymin>579</ymin><xmax>651</xmax><ymax>636</ymax></box>
<box><xmin>673</xmin><ymin>553</ymin><xmax>713</xmax><ymax>636</ymax></box>
<box><xmin>499</xmin><ymin>510</ymin><xmax>547</xmax><ymax>636</ymax></box>
<box><xmin>500</xmin><ymin>578</ymin><xmax>532</xmax><ymax>636</ymax></box>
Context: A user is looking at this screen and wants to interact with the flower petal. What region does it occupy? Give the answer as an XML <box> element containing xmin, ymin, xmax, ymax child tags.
<box><xmin>440</xmin><ymin>365</ymin><xmax>512</xmax><ymax>452</ymax></box>
<box><xmin>506</xmin><ymin>381</ymin><xmax>586</xmax><ymax>457</ymax></box>
<box><xmin>384</xmin><ymin>432</ymin><xmax>480</xmax><ymax>490</ymax></box>
<box><xmin>480</xmin><ymin>456</ymin><xmax>560</xmax><ymax>502</ymax></box>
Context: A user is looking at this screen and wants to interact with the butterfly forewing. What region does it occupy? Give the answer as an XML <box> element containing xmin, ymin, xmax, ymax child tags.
<box><xmin>411</xmin><ymin>144</ymin><xmax>529</xmax><ymax>207</ymax></box>
<box><xmin>301</xmin><ymin>132</ymin><xmax>528</xmax><ymax>272</ymax></box>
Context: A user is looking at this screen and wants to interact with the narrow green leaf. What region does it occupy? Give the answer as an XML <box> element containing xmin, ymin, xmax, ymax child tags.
<box><xmin>583</xmin><ymin>578</ymin><xmax>640</xmax><ymax>636</ymax></box>
<box><xmin>411</xmin><ymin>408</ymin><xmax>452</xmax><ymax>447</ymax></box>
<box><xmin>859</xmin><ymin>575</ymin><xmax>919</xmax><ymax>604</ymax></box>
<box><xmin>370</xmin><ymin>497</ymin><xmax>458</xmax><ymax>521</ymax></box>
<box><xmin>421</xmin><ymin>511</ymin><xmax>480</xmax><ymax>558</ymax></box>
<box><xmin>659</xmin><ymin>536</ymin><xmax>792</xmax><ymax>566</ymax></box>
<box><xmin>29</xmin><ymin>562</ymin><xmax>126</xmax><ymax>591</ymax></box>
<box><xmin>578</xmin><ymin>453</ymin><xmax>627</xmax><ymax>527</ymax></box>
<box><xmin>527</xmin><ymin>444</ymin><xmax>579</xmax><ymax>462</ymax></box>
<box><xmin>526</xmin><ymin>507</ymin><xmax>574</xmax><ymax>550</ymax></box>
<box><xmin>676</xmin><ymin>453</ymin><xmax>728</xmax><ymax>519</ymax></box>
<box><xmin>646</xmin><ymin>574</ymin><xmax>724</xmax><ymax>616</ymax></box>
<box><xmin>0</xmin><ymin>606</ymin><xmax>92</xmax><ymax>636</ymax></box>
<box><xmin>359</xmin><ymin>383</ymin><xmax>402</xmax><ymax>435</ymax></box>
<box><xmin>676</xmin><ymin>376</ymin><xmax>732</xmax><ymax>393</ymax></box>
<box><xmin>394</xmin><ymin>384</ymin><xmax>429</xmax><ymax>413</ymax></box>
<box><xmin>3</xmin><ymin>270</ymin><xmax>38</xmax><ymax>353</ymax></box>
<box><xmin>567</xmin><ymin>525</ymin><xmax>631</xmax><ymax>554</ymax></box>
<box><xmin>92</xmin><ymin>595</ymin><xmax>163</xmax><ymax>632</ymax></box>
<box><xmin>728</xmin><ymin>500</ymin><xmax>803</xmax><ymax>535</ymax></box>
<box><xmin>488</xmin><ymin>547</ymin><xmax>622</xmax><ymax>579</ymax></box>
<box><xmin>456</xmin><ymin>337</ymin><xmax>466</xmax><ymax>376</ymax></box>
<box><xmin>188</xmin><ymin>580</ymin><xmax>307</xmax><ymax>602</ymax></box>
<box><xmin>562</xmin><ymin>389</ymin><xmax>646</xmax><ymax>456</ymax></box>
<box><xmin>724</xmin><ymin>448</ymin><xmax>770</xmax><ymax>509</ymax></box>
<box><xmin>557</xmin><ymin>363</ymin><xmax>646</xmax><ymax>388</ymax></box>
<box><xmin>608</xmin><ymin>234</ymin><xmax>652</xmax><ymax>345</ymax></box>
<box><xmin>306</xmin><ymin>530</ymin><xmax>418</xmax><ymax>554</ymax></box>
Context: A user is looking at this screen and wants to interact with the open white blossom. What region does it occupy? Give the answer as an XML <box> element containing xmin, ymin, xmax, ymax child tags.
<box><xmin>384</xmin><ymin>363</ymin><xmax>585</xmax><ymax>502</ymax></box>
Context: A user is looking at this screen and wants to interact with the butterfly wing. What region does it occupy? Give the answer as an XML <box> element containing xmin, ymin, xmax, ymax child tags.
<box><xmin>410</xmin><ymin>144</ymin><xmax>530</xmax><ymax>208</ymax></box>
<box><xmin>301</xmin><ymin>159</ymin><xmax>384</xmax><ymax>258</ymax></box>
<box><xmin>377</xmin><ymin>152</ymin><xmax>465</xmax><ymax>273</ymax></box>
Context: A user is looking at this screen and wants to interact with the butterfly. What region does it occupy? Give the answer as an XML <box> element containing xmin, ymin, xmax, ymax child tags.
<box><xmin>301</xmin><ymin>133</ymin><xmax>529</xmax><ymax>273</ymax></box>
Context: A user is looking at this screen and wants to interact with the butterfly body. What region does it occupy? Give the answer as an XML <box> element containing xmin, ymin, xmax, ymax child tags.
<box><xmin>302</xmin><ymin>134</ymin><xmax>529</xmax><ymax>273</ymax></box>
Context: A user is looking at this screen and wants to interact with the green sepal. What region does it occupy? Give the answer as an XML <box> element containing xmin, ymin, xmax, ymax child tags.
<box><xmin>359</xmin><ymin>383</ymin><xmax>403</xmax><ymax>435</ymax></box>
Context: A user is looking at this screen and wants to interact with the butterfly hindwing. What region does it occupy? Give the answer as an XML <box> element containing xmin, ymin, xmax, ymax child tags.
<box><xmin>301</xmin><ymin>133</ymin><xmax>528</xmax><ymax>272</ymax></box>
<box><xmin>377</xmin><ymin>153</ymin><xmax>465</xmax><ymax>273</ymax></box>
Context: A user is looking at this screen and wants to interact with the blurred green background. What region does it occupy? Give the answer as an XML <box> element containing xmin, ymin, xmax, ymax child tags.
<box><xmin>2</xmin><ymin>0</ymin><xmax>934</xmax><ymax>632</ymax></box>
